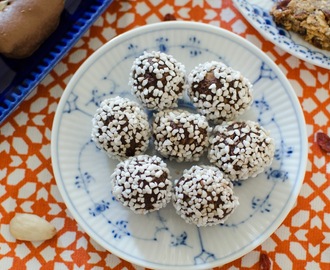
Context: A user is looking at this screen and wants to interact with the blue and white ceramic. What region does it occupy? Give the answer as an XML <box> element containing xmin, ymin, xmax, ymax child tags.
<box><xmin>51</xmin><ymin>21</ymin><xmax>308</xmax><ymax>269</ymax></box>
<box><xmin>233</xmin><ymin>0</ymin><xmax>330</xmax><ymax>69</ymax></box>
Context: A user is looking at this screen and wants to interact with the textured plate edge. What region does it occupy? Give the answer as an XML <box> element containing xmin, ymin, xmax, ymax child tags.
<box><xmin>51</xmin><ymin>21</ymin><xmax>308</xmax><ymax>270</ymax></box>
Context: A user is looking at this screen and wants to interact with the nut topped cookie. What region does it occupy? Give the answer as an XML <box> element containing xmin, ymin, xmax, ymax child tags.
<box><xmin>271</xmin><ymin>0</ymin><xmax>330</xmax><ymax>50</ymax></box>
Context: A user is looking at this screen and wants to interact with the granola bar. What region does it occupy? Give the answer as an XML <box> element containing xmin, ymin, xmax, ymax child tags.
<box><xmin>270</xmin><ymin>0</ymin><xmax>330</xmax><ymax>50</ymax></box>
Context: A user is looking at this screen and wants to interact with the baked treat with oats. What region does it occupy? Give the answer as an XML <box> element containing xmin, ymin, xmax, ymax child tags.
<box><xmin>111</xmin><ymin>155</ymin><xmax>172</xmax><ymax>214</ymax></box>
<box><xmin>91</xmin><ymin>96</ymin><xmax>151</xmax><ymax>160</ymax></box>
<box><xmin>187</xmin><ymin>61</ymin><xmax>253</xmax><ymax>124</ymax></box>
<box><xmin>152</xmin><ymin>109</ymin><xmax>211</xmax><ymax>162</ymax></box>
<box><xmin>172</xmin><ymin>165</ymin><xmax>239</xmax><ymax>227</ymax></box>
<box><xmin>208</xmin><ymin>120</ymin><xmax>275</xmax><ymax>181</ymax></box>
<box><xmin>129</xmin><ymin>51</ymin><xmax>186</xmax><ymax>110</ymax></box>
<box><xmin>270</xmin><ymin>0</ymin><xmax>330</xmax><ymax>50</ymax></box>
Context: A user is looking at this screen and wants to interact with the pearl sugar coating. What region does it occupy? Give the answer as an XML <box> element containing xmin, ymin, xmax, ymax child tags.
<box><xmin>208</xmin><ymin>120</ymin><xmax>275</xmax><ymax>180</ymax></box>
<box><xmin>153</xmin><ymin>109</ymin><xmax>211</xmax><ymax>162</ymax></box>
<box><xmin>129</xmin><ymin>51</ymin><xmax>186</xmax><ymax>110</ymax></box>
<box><xmin>91</xmin><ymin>96</ymin><xmax>151</xmax><ymax>160</ymax></box>
<box><xmin>188</xmin><ymin>61</ymin><xmax>253</xmax><ymax>124</ymax></box>
<box><xmin>111</xmin><ymin>155</ymin><xmax>172</xmax><ymax>214</ymax></box>
<box><xmin>172</xmin><ymin>165</ymin><xmax>239</xmax><ymax>227</ymax></box>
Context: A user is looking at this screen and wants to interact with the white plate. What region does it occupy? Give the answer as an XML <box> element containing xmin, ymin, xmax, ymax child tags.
<box><xmin>51</xmin><ymin>21</ymin><xmax>308</xmax><ymax>269</ymax></box>
<box><xmin>233</xmin><ymin>0</ymin><xmax>330</xmax><ymax>69</ymax></box>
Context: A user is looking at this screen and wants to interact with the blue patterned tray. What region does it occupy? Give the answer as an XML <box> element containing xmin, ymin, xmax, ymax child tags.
<box><xmin>0</xmin><ymin>0</ymin><xmax>113</xmax><ymax>124</ymax></box>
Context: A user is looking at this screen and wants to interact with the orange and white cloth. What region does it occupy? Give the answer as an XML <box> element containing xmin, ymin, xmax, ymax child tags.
<box><xmin>0</xmin><ymin>1</ymin><xmax>329</xmax><ymax>269</ymax></box>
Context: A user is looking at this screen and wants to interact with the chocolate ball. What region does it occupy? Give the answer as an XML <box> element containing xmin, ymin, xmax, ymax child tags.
<box><xmin>91</xmin><ymin>96</ymin><xmax>151</xmax><ymax>160</ymax></box>
<box><xmin>111</xmin><ymin>155</ymin><xmax>172</xmax><ymax>214</ymax></box>
<box><xmin>129</xmin><ymin>51</ymin><xmax>186</xmax><ymax>110</ymax></box>
<box><xmin>172</xmin><ymin>165</ymin><xmax>239</xmax><ymax>227</ymax></box>
<box><xmin>152</xmin><ymin>109</ymin><xmax>211</xmax><ymax>162</ymax></box>
<box><xmin>188</xmin><ymin>61</ymin><xmax>253</xmax><ymax>124</ymax></box>
<box><xmin>208</xmin><ymin>120</ymin><xmax>275</xmax><ymax>180</ymax></box>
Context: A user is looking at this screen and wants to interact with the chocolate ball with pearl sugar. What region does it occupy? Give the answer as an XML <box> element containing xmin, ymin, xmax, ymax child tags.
<box><xmin>208</xmin><ymin>120</ymin><xmax>275</xmax><ymax>180</ymax></box>
<box><xmin>91</xmin><ymin>96</ymin><xmax>151</xmax><ymax>160</ymax></box>
<box><xmin>172</xmin><ymin>165</ymin><xmax>239</xmax><ymax>227</ymax></box>
<box><xmin>188</xmin><ymin>61</ymin><xmax>253</xmax><ymax>124</ymax></box>
<box><xmin>111</xmin><ymin>155</ymin><xmax>172</xmax><ymax>214</ymax></box>
<box><xmin>152</xmin><ymin>109</ymin><xmax>211</xmax><ymax>162</ymax></box>
<box><xmin>129</xmin><ymin>51</ymin><xmax>186</xmax><ymax>110</ymax></box>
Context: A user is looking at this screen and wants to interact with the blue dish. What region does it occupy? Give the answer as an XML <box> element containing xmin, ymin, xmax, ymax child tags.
<box><xmin>0</xmin><ymin>0</ymin><xmax>113</xmax><ymax>124</ymax></box>
<box><xmin>51</xmin><ymin>21</ymin><xmax>308</xmax><ymax>269</ymax></box>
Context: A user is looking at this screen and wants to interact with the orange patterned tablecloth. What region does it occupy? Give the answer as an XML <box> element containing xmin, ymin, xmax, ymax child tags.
<box><xmin>0</xmin><ymin>1</ymin><xmax>329</xmax><ymax>269</ymax></box>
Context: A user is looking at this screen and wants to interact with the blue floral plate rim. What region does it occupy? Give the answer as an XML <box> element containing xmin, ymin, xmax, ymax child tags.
<box><xmin>51</xmin><ymin>21</ymin><xmax>308</xmax><ymax>269</ymax></box>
